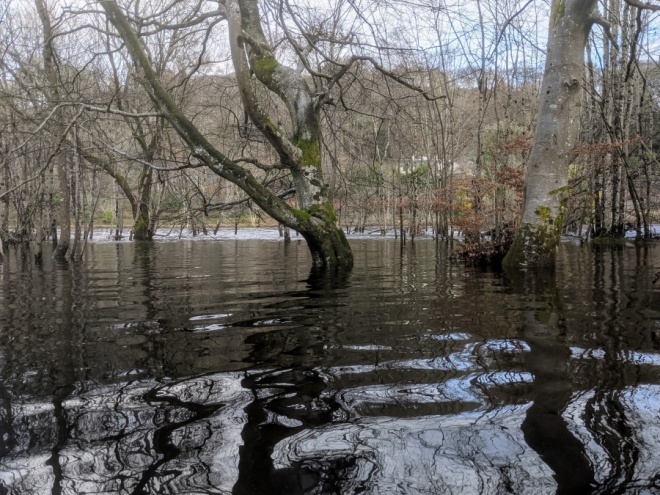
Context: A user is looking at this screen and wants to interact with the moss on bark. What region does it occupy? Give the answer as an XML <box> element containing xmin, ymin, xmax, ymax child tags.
<box><xmin>133</xmin><ymin>213</ymin><xmax>149</xmax><ymax>241</ymax></box>
<box><xmin>503</xmin><ymin>207</ymin><xmax>565</xmax><ymax>268</ymax></box>
<box><xmin>291</xmin><ymin>202</ymin><xmax>352</xmax><ymax>268</ymax></box>
<box><xmin>551</xmin><ymin>0</ymin><xmax>566</xmax><ymax>28</ymax></box>
<box><xmin>296</xmin><ymin>139</ymin><xmax>321</xmax><ymax>170</ymax></box>
<box><xmin>251</xmin><ymin>55</ymin><xmax>279</xmax><ymax>87</ymax></box>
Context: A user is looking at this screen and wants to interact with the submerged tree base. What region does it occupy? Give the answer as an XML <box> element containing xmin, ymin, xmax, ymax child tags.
<box><xmin>502</xmin><ymin>222</ymin><xmax>562</xmax><ymax>269</ymax></box>
<box><xmin>295</xmin><ymin>203</ymin><xmax>353</xmax><ymax>268</ymax></box>
<box><xmin>590</xmin><ymin>236</ymin><xmax>629</xmax><ymax>246</ymax></box>
<box><xmin>132</xmin><ymin>213</ymin><xmax>153</xmax><ymax>241</ymax></box>
<box><xmin>458</xmin><ymin>231</ymin><xmax>515</xmax><ymax>266</ymax></box>
<box><xmin>52</xmin><ymin>245</ymin><xmax>69</xmax><ymax>260</ymax></box>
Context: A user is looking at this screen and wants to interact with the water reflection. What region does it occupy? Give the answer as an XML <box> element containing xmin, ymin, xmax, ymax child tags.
<box><xmin>0</xmin><ymin>240</ymin><xmax>659</xmax><ymax>493</ymax></box>
<box><xmin>507</xmin><ymin>268</ymin><xmax>596</xmax><ymax>494</ymax></box>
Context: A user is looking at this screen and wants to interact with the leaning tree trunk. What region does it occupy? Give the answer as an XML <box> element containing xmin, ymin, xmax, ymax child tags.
<box><xmin>101</xmin><ymin>0</ymin><xmax>352</xmax><ymax>267</ymax></box>
<box><xmin>503</xmin><ymin>0</ymin><xmax>601</xmax><ymax>268</ymax></box>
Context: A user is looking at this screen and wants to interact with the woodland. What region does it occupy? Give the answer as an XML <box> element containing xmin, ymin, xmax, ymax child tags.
<box><xmin>1</xmin><ymin>0</ymin><xmax>659</xmax><ymax>268</ymax></box>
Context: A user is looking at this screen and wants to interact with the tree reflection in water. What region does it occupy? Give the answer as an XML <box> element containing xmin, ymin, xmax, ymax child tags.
<box><xmin>0</xmin><ymin>240</ymin><xmax>659</xmax><ymax>494</ymax></box>
<box><xmin>509</xmin><ymin>268</ymin><xmax>596</xmax><ymax>494</ymax></box>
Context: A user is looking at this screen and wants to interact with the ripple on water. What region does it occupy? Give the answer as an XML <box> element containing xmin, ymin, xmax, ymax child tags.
<box><xmin>0</xmin><ymin>240</ymin><xmax>659</xmax><ymax>493</ymax></box>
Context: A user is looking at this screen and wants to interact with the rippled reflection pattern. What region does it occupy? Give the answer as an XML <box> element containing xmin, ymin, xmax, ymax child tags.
<box><xmin>1</xmin><ymin>240</ymin><xmax>659</xmax><ymax>494</ymax></box>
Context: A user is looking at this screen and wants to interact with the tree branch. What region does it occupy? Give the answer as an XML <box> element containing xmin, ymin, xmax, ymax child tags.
<box><xmin>623</xmin><ymin>0</ymin><xmax>660</xmax><ymax>11</ymax></box>
<box><xmin>99</xmin><ymin>0</ymin><xmax>302</xmax><ymax>229</ymax></box>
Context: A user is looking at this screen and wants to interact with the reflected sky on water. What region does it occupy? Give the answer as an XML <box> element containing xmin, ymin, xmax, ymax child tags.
<box><xmin>0</xmin><ymin>239</ymin><xmax>659</xmax><ymax>494</ymax></box>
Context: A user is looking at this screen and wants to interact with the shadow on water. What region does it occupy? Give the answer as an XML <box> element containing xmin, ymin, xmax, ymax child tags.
<box><xmin>0</xmin><ymin>239</ymin><xmax>659</xmax><ymax>494</ymax></box>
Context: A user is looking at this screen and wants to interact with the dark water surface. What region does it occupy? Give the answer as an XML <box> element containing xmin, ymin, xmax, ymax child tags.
<box><xmin>1</xmin><ymin>239</ymin><xmax>660</xmax><ymax>494</ymax></box>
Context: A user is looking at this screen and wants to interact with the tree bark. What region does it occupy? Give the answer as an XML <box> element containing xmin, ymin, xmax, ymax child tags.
<box><xmin>133</xmin><ymin>165</ymin><xmax>153</xmax><ymax>241</ymax></box>
<box><xmin>504</xmin><ymin>0</ymin><xmax>600</xmax><ymax>268</ymax></box>
<box><xmin>0</xmin><ymin>146</ymin><xmax>6</xmax><ymax>262</ymax></box>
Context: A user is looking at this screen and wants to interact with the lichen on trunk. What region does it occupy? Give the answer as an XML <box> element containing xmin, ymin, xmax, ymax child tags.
<box><xmin>503</xmin><ymin>204</ymin><xmax>566</xmax><ymax>268</ymax></box>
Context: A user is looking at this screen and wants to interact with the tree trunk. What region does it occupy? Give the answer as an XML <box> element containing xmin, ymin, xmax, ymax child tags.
<box><xmin>52</xmin><ymin>154</ymin><xmax>71</xmax><ymax>258</ymax></box>
<box><xmin>70</xmin><ymin>128</ymin><xmax>82</xmax><ymax>259</ymax></box>
<box><xmin>228</xmin><ymin>0</ymin><xmax>351</xmax><ymax>266</ymax></box>
<box><xmin>35</xmin><ymin>191</ymin><xmax>44</xmax><ymax>261</ymax></box>
<box><xmin>504</xmin><ymin>0</ymin><xmax>599</xmax><ymax>268</ymax></box>
<box><xmin>36</xmin><ymin>0</ymin><xmax>71</xmax><ymax>259</ymax></box>
<box><xmin>133</xmin><ymin>165</ymin><xmax>153</xmax><ymax>240</ymax></box>
<box><xmin>0</xmin><ymin>148</ymin><xmax>7</xmax><ymax>262</ymax></box>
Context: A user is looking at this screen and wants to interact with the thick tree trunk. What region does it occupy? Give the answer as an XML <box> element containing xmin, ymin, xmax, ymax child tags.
<box><xmin>227</xmin><ymin>0</ymin><xmax>351</xmax><ymax>266</ymax></box>
<box><xmin>504</xmin><ymin>0</ymin><xmax>598</xmax><ymax>268</ymax></box>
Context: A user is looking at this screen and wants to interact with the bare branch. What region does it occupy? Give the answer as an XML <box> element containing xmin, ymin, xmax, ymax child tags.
<box><xmin>0</xmin><ymin>108</ymin><xmax>85</xmax><ymax>200</ymax></box>
<box><xmin>236</xmin><ymin>157</ymin><xmax>287</xmax><ymax>171</ymax></box>
<box><xmin>623</xmin><ymin>0</ymin><xmax>660</xmax><ymax>11</ymax></box>
<box><xmin>590</xmin><ymin>14</ymin><xmax>618</xmax><ymax>50</ymax></box>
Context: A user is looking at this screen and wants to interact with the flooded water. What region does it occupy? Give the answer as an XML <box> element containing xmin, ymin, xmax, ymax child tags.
<box><xmin>0</xmin><ymin>238</ymin><xmax>659</xmax><ymax>494</ymax></box>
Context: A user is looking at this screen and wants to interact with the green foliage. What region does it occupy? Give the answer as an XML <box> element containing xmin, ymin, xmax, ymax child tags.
<box><xmin>53</xmin><ymin>193</ymin><xmax>61</xmax><ymax>205</ymax></box>
<box><xmin>102</xmin><ymin>210</ymin><xmax>113</xmax><ymax>225</ymax></box>
<box><xmin>163</xmin><ymin>193</ymin><xmax>183</xmax><ymax>212</ymax></box>
<box><xmin>399</xmin><ymin>162</ymin><xmax>430</xmax><ymax>189</ymax></box>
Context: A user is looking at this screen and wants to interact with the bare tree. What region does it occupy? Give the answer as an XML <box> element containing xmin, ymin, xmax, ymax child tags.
<box><xmin>99</xmin><ymin>0</ymin><xmax>353</xmax><ymax>266</ymax></box>
<box><xmin>36</xmin><ymin>0</ymin><xmax>71</xmax><ymax>258</ymax></box>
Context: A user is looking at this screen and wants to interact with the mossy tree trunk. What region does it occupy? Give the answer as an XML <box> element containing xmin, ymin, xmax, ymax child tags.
<box><xmin>503</xmin><ymin>0</ymin><xmax>606</xmax><ymax>268</ymax></box>
<box><xmin>133</xmin><ymin>165</ymin><xmax>153</xmax><ymax>241</ymax></box>
<box><xmin>125</xmin><ymin>119</ymin><xmax>159</xmax><ymax>241</ymax></box>
<box><xmin>226</xmin><ymin>0</ymin><xmax>351</xmax><ymax>266</ymax></box>
<box><xmin>101</xmin><ymin>0</ymin><xmax>352</xmax><ymax>267</ymax></box>
<box><xmin>80</xmin><ymin>138</ymin><xmax>156</xmax><ymax>241</ymax></box>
